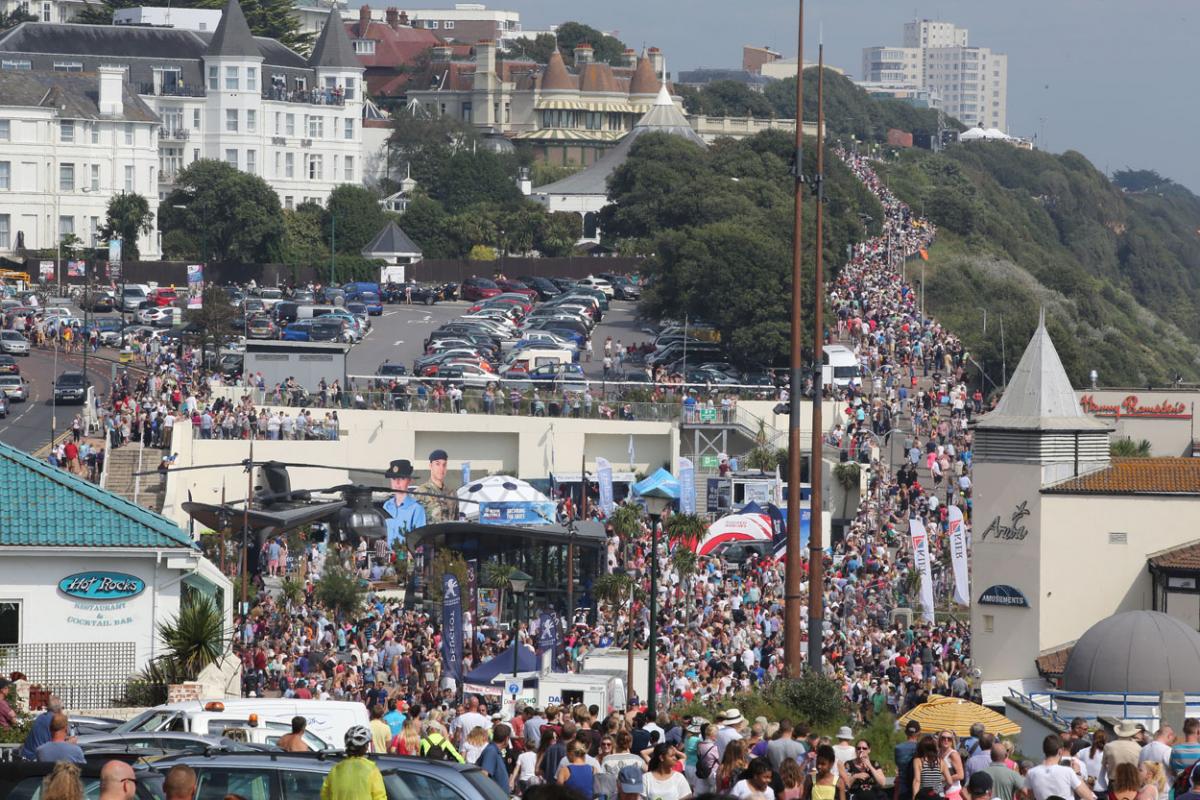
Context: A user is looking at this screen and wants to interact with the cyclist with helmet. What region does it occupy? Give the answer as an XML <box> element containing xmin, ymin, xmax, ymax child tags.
<box><xmin>321</xmin><ymin>725</ymin><xmax>386</xmax><ymax>800</ymax></box>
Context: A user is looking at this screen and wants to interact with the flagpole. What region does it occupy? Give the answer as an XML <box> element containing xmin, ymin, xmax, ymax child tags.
<box><xmin>806</xmin><ymin>40</ymin><xmax>826</xmax><ymax>676</ymax></box>
<box><xmin>784</xmin><ymin>0</ymin><xmax>807</xmax><ymax>678</ymax></box>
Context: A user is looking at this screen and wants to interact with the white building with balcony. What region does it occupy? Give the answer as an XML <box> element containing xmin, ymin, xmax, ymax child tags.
<box><xmin>0</xmin><ymin>0</ymin><xmax>365</xmax><ymax>262</ymax></box>
<box><xmin>0</xmin><ymin>66</ymin><xmax>161</xmax><ymax>258</ymax></box>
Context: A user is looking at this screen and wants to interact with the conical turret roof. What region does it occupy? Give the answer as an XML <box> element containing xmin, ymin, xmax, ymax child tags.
<box><xmin>206</xmin><ymin>0</ymin><xmax>260</xmax><ymax>58</ymax></box>
<box><xmin>976</xmin><ymin>310</ymin><xmax>1108</xmax><ymax>431</ymax></box>
<box><xmin>628</xmin><ymin>52</ymin><xmax>659</xmax><ymax>96</ymax></box>
<box><xmin>310</xmin><ymin>8</ymin><xmax>359</xmax><ymax>69</ymax></box>
<box><xmin>540</xmin><ymin>49</ymin><xmax>575</xmax><ymax>92</ymax></box>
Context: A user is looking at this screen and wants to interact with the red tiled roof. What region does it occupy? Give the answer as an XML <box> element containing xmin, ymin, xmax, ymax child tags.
<box><xmin>579</xmin><ymin>62</ymin><xmax>620</xmax><ymax>93</ymax></box>
<box><xmin>1044</xmin><ymin>458</ymin><xmax>1200</xmax><ymax>495</ymax></box>
<box><xmin>628</xmin><ymin>54</ymin><xmax>659</xmax><ymax>96</ymax></box>
<box><xmin>1149</xmin><ymin>539</ymin><xmax>1200</xmax><ymax>570</ymax></box>
<box><xmin>1036</xmin><ymin>645</ymin><xmax>1072</xmax><ymax>678</ymax></box>
<box><xmin>345</xmin><ymin>20</ymin><xmax>440</xmax><ymax>70</ymax></box>
<box><xmin>541</xmin><ymin>49</ymin><xmax>576</xmax><ymax>91</ymax></box>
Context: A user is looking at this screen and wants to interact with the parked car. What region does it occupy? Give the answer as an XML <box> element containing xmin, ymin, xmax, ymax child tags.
<box><xmin>0</xmin><ymin>375</ymin><xmax>28</xmax><ymax>401</ymax></box>
<box><xmin>120</xmin><ymin>286</ymin><xmax>149</xmax><ymax>312</ymax></box>
<box><xmin>53</xmin><ymin>371</ymin><xmax>87</xmax><ymax>403</ymax></box>
<box><xmin>142</xmin><ymin>751</ymin><xmax>507</xmax><ymax>800</ymax></box>
<box><xmin>0</xmin><ymin>758</ymin><xmax>159</xmax><ymax>800</ymax></box>
<box><xmin>575</xmin><ymin>276</ymin><xmax>614</xmax><ymax>297</ymax></box>
<box><xmin>494</xmin><ymin>278</ymin><xmax>539</xmax><ymax>301</ymax></box>
<box><xmin>516</xmin><ymin>275</ymin><xmax>563</xmax><ymax>300</ymax></box>
<box><xmin>149</xmin><ymin>287</ymin><xmax>180</xmax><ymax>307</ymax></box>
<box><xmin>0</xmin><ymin>329</ymin><xmax>29</xmax><ymax>355</ymax></box>
<box><xmin>0</xmin><ymin>393</ymin><xmax>8</xmax><ymax>417</ymax></box>
<box><xmin>246</xmin><ymin>316</ymin><xmax>278</xmax><ymax>339</ymax></box>
<box><xmin>0</xmin><ymin>354</ymin><xmax>19</xmax><ymax>375</ymax></box>
<box><xmin>460</xmin><ymin>276</ymin><xmax>502</xmax><ymax>301</ymax></box>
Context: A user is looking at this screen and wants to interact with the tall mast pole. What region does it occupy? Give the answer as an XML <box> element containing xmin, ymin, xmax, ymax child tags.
<box><xmin>783</xmin><ymin>0</ymin><xmax>806</xmax><ymax>677</ymax></box>
<box><xmin>807</xmin><ymin>42</ymin><xmax>826</xmax><ymax>675</ymax></box>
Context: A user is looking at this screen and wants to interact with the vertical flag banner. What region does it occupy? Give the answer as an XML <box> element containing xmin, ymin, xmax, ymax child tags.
<box><xmin>774</xmin><ymin>464</ymin><xmax>783</xmax><ymax>506</ymax></box>
<box><xmin>186</xmin><ymin>264</ymin><xmax>204</xmax><ymax>309</ymax></box>
<box><xmin>536</xmin><ymin>611</ymin><xmax>562</xmax><ymax>672</ymax></box>
<box><xmin>462</xmin><ymin>461</ymin><xmax>471</xmax><ymax>488</ymax></box>
<box><xmin>947</xmin><ymin>505</ymin><xmax>970</xmax><ymax>606</ymax></box>
<box><xmin>679</xmin><ymin>457</ymin><xmax>696</xmax><ymax>514</ymax></box>
<box><xmin>596</xmin><ymin>457</ymin><xmax>614</xmax><ymax>516</ymax></box>
<box><xmin>909</xmin><ymin>517</ymin><xmax>936</xmax><ymax>623</ymax></box>
<box><xmin>441</xmin><ymin>573</ymin><xmax>463</xmax><ymax>686</ymax></box>
<box><xmin>628</xmin><ymin>435</ymin><xmax>635</xmax><ymax>468</ymax></box>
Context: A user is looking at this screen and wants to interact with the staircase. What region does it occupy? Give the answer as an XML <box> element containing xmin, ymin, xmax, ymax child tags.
<box><xmin>103</xmin><ymin>444</ymin><xmax>169</xmax><ymax>513</ymax></box>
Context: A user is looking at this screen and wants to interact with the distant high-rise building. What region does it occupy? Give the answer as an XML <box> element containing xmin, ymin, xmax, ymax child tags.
<box><xmin>862</xmin><ymin>18</ymin><xmax>1007</xmax><ymax>132</ymax></box>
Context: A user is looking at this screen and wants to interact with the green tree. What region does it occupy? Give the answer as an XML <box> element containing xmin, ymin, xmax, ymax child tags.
<box><xmin>315</xmin><ymin>564</ymin><xmax>365</xmax><ymax>620</ymax></box>
<box><xmin>159</xmin><ymin>160</ymin><xmax>283</xmax><ymax>264</ymax></box>
<box><xmin>609</xmin><ymin>504</ymin><xmax>644</xmax><ymax>542</ymax></box>
<box><xmin>500</xmin><ymin>32</ymin><xmax>556</xmax><ymax>64</ymax></box>
<box><xmin>324</xmin><ymin>184</ymin><xmax>389</xmax><ymax>255</ymax></box>
<box><xmin>481</xmin><ymin>562</ymin><xmax>517</xmax><ymax>619</ymax></box>
<box><xmin>833</xmin><ymin>461</ymin><xmax>862</xmax><ymax>519</ymax></box>
<box><xmin>553</xmin><ymin>21</ymin><xmax>628</xmax><ymax>66</ymax></box>
<box><xmin>664</xmin><ymin>513</ymin><xmax>708</xmax><ymax>549</ymax></box>
<box><xmin>388</xmin><ymin>112</ymin><xmax>477</xmax><ymax>192</ymax></box>
<box><xmin>593</xmin><ymin>572</ymin><xmax>634</xmax><ymax>615</ymax></box>
<box><xmin>399</xmin><ymin>195</ymin><xmax>460</xmax><ymax>258</ymax></box>
<box><xmin>468</xmin><ymin>244</ymin><xmax>497</xmax><ymax>261</ymax></box>
<box><xmin>186</xmin><ymin>284</ymin><xmax>238</xmax><ymax>365</ymax></box>
<box><xmin>280</xmin><ymin>206</ymin><xmax>328</xmax><ymax>275</ymax></box>
<box><xmin>427</xmin><ymin>549</ymin><xmax>469</xmax><ymax>604</ymax></box>
<box><xmin>0</xmin><ymin>7</ymin><xmax>35</xmax><ymax>30</ymax></box>
<box><xmin>1110</xmin><ymin>438</ymin><xmax>1153</xmax><ymax>458</ymax></box>
<box><xmin>535</xmin><ymin>212</ymin><xmax>580</xmax><ymax>257</ymax></box>
<box><xmin>156</xmin><ymin>597</ymin><xmax>227</xmax><ymax>680</ymax></box>
<box><xmin>101</xmin><ymin>192</ymin><xmax>153</xmax><ymax>262</ymax></box>
<box><xmin>433</xmin><ymin>150</ymin><xmax>523</xmax><ymax>212</ymax></box>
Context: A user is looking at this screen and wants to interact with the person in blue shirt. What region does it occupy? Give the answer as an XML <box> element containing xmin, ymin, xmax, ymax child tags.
<box><xmin>382</xmin><ymin>459</ymin><xmax>426</xmax><ymax>549</ymax></box>
<box><xmin>20</xmin><ymin>696</ymin><xmax>62</xmax><ymax>760</ymax></box>
<box><xmin>477</xmin><ymin>724</ymin><xmax>510</xmax><ymax>794</ymax></box>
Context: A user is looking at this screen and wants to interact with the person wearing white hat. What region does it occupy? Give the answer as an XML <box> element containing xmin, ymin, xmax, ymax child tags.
<box><xmin>716</xmin><ymin>709</ymin><xmax>746</xmax><ymax>759</ymax></box>
<box><xmin>1103</xmin><ymin>721</ymin><xmax>1143</xmax><ymax>782</ymax></box>
<box><xmin>834</xmin><ymin>726</ymin><xmax>856</xmax><ymax>767</ymax></box>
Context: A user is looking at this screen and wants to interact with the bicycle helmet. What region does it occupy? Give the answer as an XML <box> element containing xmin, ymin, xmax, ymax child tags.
<box><xmin>344</xmin><ymin>725</ymin><xmax>372</xmax><ymax>749</ymax></box>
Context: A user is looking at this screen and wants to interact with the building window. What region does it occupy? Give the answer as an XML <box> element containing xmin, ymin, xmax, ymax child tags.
<box><xmin>90</xmin><ymin>164</ymin><xmax>99</xmax><ymax>190</ymax></box>
<box><xmin>1</xmin><ymin>59</ymin><xmax>31</xmax><ymax>71</ymax></box>
<box><xmin>207</xmin><ymin>65</ymin><xmax>218</xmax><ymax>90</ymax></box>
<box><xmin>306</xmin><ymin>115</ymin><xmax>323</xmax><ymax>138</ymax></box>
<box><xmin>226</xmin><ymin>109</ymin><xmax>238</xmax><ymax>132</ymax></box>
<box><xmin>0</xmin><ymin>162</ymin><xmax>7</xmax><ymax>190</ymax></box>
<box><xmin>285</xmin><ymin>152</ymin><xmax>294</xmax><ymax>178</ymax></box>
<box><xmin>307</xmin><ymin>154</ymin><xmax>322</xmax><ymax>180</ymax></box>
<box><xmin>246</xmin><ymin>66</ymin><xmax>257</xmax><ymax>88</ymax></box>
<box><xmin>225</xmin><ymin>66</ymin><xmax>238</xmax><ymax>90</ymax></box>
<box><xmin>1109</xmin><ymin>532</ymin><xmax>1128</xmax><ymax>545</ymax></box>
<box><xmin>983</xmin><ymin>614</ymin><xmax>994</xmax><ymax>633</ymax></box>
<box><xmin>58</xmin><ymin>215</ymin><xmax>74</xmax><ymax>240</ymax></box>
<box><xmin>60</xmin><ymin>120</ymin><xmax>74</xmax><ymax>143</ymax></box>
<box><xmin>247</xmin><ymin>109</ymin><xmax>257</xmax><ymax>132</ymax></box>
<box><xmin>192</xmin><ymin>148</ymin><xmax>199</xmax><ymax>163</ymax></box>
<box><xmin>124</xmin><ymin>122</ymin><xmax>133</xmax><ymax>145</ymax></box>
<box><xmin>343</xmin><ymin>117</ymin><xmax>353</xmax><ymax>140</ymax></box>
<box><xmin>40</xmin><ymin>0</ymin><xmax>50</xmax><ymax>20</ymax></box>
<box><xmin>0</xmin><ymin>216</ymin><xmax>9</xmax><ymax>250</ymax></box>
<box><xmin>124</xmin><ymin>164</ymin><xmax>134</xmax><ymax>192</ymax></box>
<box><xmin>89</xmin><ymin>216</ymin><xmax>98</xmax><ymax>246</ymax></box>
<box><xmin>225</xmin><ymin>149</ymin><xmax>238</xmax><ymax>168</ymax></box>
<box><xmin>344</xmin><ymin>77</ymin><xmax>355</xmax><ymax>101</ymax></box>
<box><xmin>58</xmin><ymin>163</ymin><xmax>74</xmax><ymax>191</ymax></box>
<box><xmin>0</xmin><ymin>600</ymin><xmax>17</xmax><ymax>645</ymax></box>
<box><xmin>427</xmin><ymin>20</ymin><xmax>438</xmax><ymax>28</ymax></box>
<box><xmin>274</xmin><ymin>152</ymin><xmax>280</xmax><ymax>176</ymax></box>
<box><xmin>461</xmin><ymin>102</ymin><xmax>472</xmax><ymax>122</ymax></box>
<box><xmin>53</xmin><ymin>61</ymin><xmax>82</xmax><ymax>72</ymax></box>
<box><xmin>246</xmin><ymin>149</ymin><xmax>256</xmax><ymax>174</ymax></box>
<box><xmin>0</xmin><ymin>120</ymin><xmax>8</xmax><ymax>140</ymax></box>
<box><xmin>284</xmin><ymin>196</ymin><xmax>293</xmax><ymax>209</ymax></box>
<box><xmin>285</xmin><ymin>114</ymin><xmax>295</xmax><ymax>136</ymax></box>
<box><xmin>353</xmin><ymin>39</ymin><xmax>375</xmax><ymax>54</ymax></box>
<box><xmin>344</xmin><ymin>155</ymin><xmax>354</xmax><ymax>181</ymax></box>
<box><xmin>274</xmin><ymin>112</ymin><xmax>281</xmax><ymax>134</ymax></box>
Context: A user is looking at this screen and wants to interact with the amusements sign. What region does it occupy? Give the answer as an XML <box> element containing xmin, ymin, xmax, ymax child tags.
<box><xmin>1079</xmin><ymin>394</ymin><xmax>1191</xmax><ymax>420</ymax></box>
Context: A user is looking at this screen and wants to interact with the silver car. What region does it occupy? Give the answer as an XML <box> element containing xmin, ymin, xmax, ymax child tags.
<box><xmin>0</xmin><ymin>374</ymin><xmax>28</xmax><ymax>401</ymax></box>
<box><xmin>0</xmin><ymin>330</ymin><xmax>29</xmax><ymax>355</ymax></box>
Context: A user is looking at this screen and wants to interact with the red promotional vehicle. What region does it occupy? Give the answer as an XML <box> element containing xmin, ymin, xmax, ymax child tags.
<box><xmin>149</xmin><ymin>287</ymin><xmax>179</xmax><ymax>307</ymax></box>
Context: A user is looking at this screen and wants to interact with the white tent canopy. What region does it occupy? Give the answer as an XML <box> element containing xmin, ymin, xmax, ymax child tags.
<box><xmin>456</xmin><ymin>475</ymin><xmax>551</xmax><ymax>520</ymax></box>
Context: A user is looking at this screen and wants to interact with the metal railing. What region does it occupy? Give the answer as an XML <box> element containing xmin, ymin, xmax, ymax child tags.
<box><xmin>262</xmin><ymin>87</ymin><xmax>346</xmax><ymax>106</ymax></box>
<box><xmin>0</xmin><ymin>642</ymin><xmax>137</xmax><ymax>709</ymax></box>
<box><xmin>138</xmin><ymin>82</ymin><xmax>206</xmax><ymax>98</ymax></box>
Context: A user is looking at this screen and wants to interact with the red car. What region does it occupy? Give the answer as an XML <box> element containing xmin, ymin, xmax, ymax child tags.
<box><xmin>495</xmin><ymin>279</ymin><xmax>538</xmax><ymax>301</ymax></box>
<box><xmin>460</xmin><ymin>277</ymin><xmax>502</xmax><ymax>301</ymax></box>
<box><xmin>149</xmin><ymin>288</ymin><xmax>179</xmax><ymax>307</ymax></box>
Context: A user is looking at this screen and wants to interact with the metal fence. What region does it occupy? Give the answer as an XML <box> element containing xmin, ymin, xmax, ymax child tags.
<box><xmin>0</xmin><ymin>642</ymin><xmax>138</xmax><ymax>709</ymax></box>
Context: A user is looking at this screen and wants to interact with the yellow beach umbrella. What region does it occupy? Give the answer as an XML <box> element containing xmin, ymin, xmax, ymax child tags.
<box><xmin>897</xmin><ymin>695</ymin><xmax>1021</xmax><ymax>737</ymax></box>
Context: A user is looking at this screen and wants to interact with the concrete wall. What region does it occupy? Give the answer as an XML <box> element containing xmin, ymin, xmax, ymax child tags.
<box><xmin>163</xmin><ymin>409</ymin><xmax>678</xmax><ymax>529</ymax></box>
<box><xmin>1075</xmin><ymin>389</ymin><xmax>1199</xmax><ymax>456</ymax></box>
<box><xmin>1039</xmin><ymin>494</ymin><xmax>1200</xmax><ymax>651</ymax></box>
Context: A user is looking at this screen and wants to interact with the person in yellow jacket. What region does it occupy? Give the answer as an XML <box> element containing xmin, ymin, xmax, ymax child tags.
<box><xmin>419</xmin><ymin>723</ymin><xmax>465</xmax><ymax>763</ymax></box>
<box><xmin>321</xmin><ymin>725</ymin><xmax>386</xmax><ymax>800</ymax></box>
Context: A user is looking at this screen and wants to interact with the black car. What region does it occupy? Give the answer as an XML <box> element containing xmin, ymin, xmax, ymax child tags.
<box><xmin>0</xmin><ymin>354</ymin><xmax>18</xmax><ymax>374</ymax></box>
<box><xmin>54</xmin><ymin>370</ymin><xmax>87</xmax><ymax>403</ymax></box>
<box><xmin>376</xmin><ymin>361</ymin><xmax>408</xmax><ymax>377</ymax></box>
<box><xmin>0</xmin><ymin>757</ymin><xmax>158</xmax><ymax>800</ymax></box>
<box><xmin>517</xmin><ymin>275</ymin><xmax>563</xmax><ymax>301</ymax></box>
<box><xmin>382</xmin><ymin>282</ymin><xmax>440</xmax><ymax>305</ymax></box>
<box><xmin>274</xmin><ymin>301</ymin><xmax>300</xmax><ymax>324</ymax></box>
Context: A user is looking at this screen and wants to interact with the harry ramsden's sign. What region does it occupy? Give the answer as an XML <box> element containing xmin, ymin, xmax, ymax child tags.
<box><xmin>981</xmin><ymin>500</ymin><xmax>1030</xmax><ymax>542</ymax></box>
<box><xmin>1079</xmin><ymin>394</ymin><xmax>1191</xmax><ymax>420</ymax></box>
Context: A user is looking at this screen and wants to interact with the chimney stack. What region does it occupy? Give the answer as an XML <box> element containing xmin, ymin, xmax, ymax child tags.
<box><xmin>647</xmin><ymin>46</ymin><xmax>664</xmax><ymax>80</ymax></box>
<box><xmin>385</xmin><ymin>7</ymin><xmax>398</xmax><ymax>29</ymax></box>
<box><xmin>98</xmin><ymin>65</ymin><xmax>124</xmax><ymax>116</ymax></box>
<box><xmin>358</xmin><ymin>4</ymin><xmax>370</xmax><ymax>36</ymax></box>
<box><xmin>620</xmin><ymin>48</ymin><xmax>637</xmax><ymax>68</ymax></box>
<box><xmin>573</xmin><ymin>42</ymin><xmax>593</xmax><ymax>65</ymax></box>
<box><xmin>431</xmin><ymin>45</ymin><xmax>452</xmax><ymax>62</ymax></box>
<box><xmin>398</xmin><ymin>10</ymin><xmax>409</xmax><ymax>25</ymax></box>
<box><xmin>475</xmin><ymin>39</ymin><xmax>496</xmax><ymax>76</ymax></box>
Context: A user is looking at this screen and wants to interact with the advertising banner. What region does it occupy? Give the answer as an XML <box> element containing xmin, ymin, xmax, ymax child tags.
<box><xmin>108</xmin><ymin>238</ymin><xmax>122</xmax><ymax>264</ymax></box>
<box><xmin>596</xmin><ymin>456</ymin><xmax>614</xmax><ymax>516</ymax></box>
<box><xmin>947</xmin><ymin>505</ymin><xmax>970</xmax><ymax>606</ymax></box>
<box><xmin>441</xmin><ymin>573</ymin><xmax>463</xmax><ymax>686</ymax></box>
<box><xmin>38</xmin><ymin>261</ymin><xmax>53</xmax><ymax>279</ymax></box>
<box><xmin>478</xmin><ymin>588</ymin><xmax>500</xmax><ymax>621</ymax></box>
<box><xmin>66</xmin><ymin>261</ymin><xmax>85</xmax><ymax>278</ymax></box>
<box><xmin>478</xmin><ymin>501</ymin><xmax>556</xmax><ymax>526</ymax></box>
<box><xmin>186</xmin><ymin>264</ymin><xmax>203</xmax><ymax>309</ymax></box>
<box><xmin>678</xmin><ymin>457</ymin><xmax>696</xmax><ymax>514</ymax></box>
<box><xmin>535</xmin><ymin>611</ymin><xmax>562</xmax><ymax>672</ymax></box>
<box><xmin>909</xmin><ymin>517</ymin><xmax>936</xmax><ymax>623</ymax></box>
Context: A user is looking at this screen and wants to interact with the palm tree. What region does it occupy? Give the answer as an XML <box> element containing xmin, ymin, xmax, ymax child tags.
<box><xmin>670</xmin><ymin>547</ymin><xmax>699</xmax><ymax>620</ymax></box>
<box><xmin>833</xmin><ymin>461</ymin><xmax>862</xmax><ymax>519</ymax></box>
<box><xmin>593</xmin><ymin>572</ymin><xmax>634</xmax><ymax>615</ymax></box>
<box><xmin>279</xmin><ymin>576</ymin><xmax>304</xmax><ymax>608</ymax></box>
<box><xmin>664</xmin><ymin>512</ymin><xmax>708</xmax><ymax>551</ymax></box>
<box><xmin>1110</xmin><ymin>438</ymin><xmax>1152</xmax><ymax>458</ymax></box>
<box><xmin>482</xmin><ymin>562</ymin><xmax>517</xmax><ymax>620</ymax></box>
<box><xmin>157</xmin><ymin>597</ymin><xmax>228</xmax><ymax>680</ymax></box>
<box><xmin>609</xmin><ymin>504</ymin><xmax>643</xmax><ymax>541</ymax></box>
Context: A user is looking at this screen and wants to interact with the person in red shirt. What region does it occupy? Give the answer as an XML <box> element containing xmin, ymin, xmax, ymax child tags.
<box><xmin>63</xmin><ymin>441</ymin><xmax>79</xmax><ymax>474</ymax></box>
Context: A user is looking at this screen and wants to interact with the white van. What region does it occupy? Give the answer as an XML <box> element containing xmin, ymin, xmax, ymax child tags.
<box><xmin>297</xmin><ymin>304</ymin><xmax>341</xmax><ymax>320</ymax></box>
<box><xmin>504</xmin><ymin>348</ymin><xmax>574</xmax><ymax>372</ymax></box>
<box><xmin>510</xmin><ymin>673</ymin><xmax>627</xmax><ymax>716</ymax></box>
<box><xmin>113</xmin><ymin>698</ymin><xmax>369</xmax><ymax>748</ymax></box>
<box><xmin>822</xmin><ymin>344</ymin><xmax>861</xmax><ymax>388</ymax></box>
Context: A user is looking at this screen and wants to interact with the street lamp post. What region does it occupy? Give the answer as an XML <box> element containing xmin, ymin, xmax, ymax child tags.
<box><xmin>615</xmin><ymin>565</ymin><xmax>635</xmax><ymax>708</ymax></box>
<box><xmin>641</xmin><ymin>495</ymin><xmax>671</xmax><ymax>716</ymax></box>
<box><xmin>509</xmin><ymin>568</ymin><xmax>531</xmax><ymax>678</ymax></box>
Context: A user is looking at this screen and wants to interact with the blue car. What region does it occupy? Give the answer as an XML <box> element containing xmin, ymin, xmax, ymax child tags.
<box><xmin>282</xmin><ymin>321</ymin><xmax>312</xmax><ymax>341</ymax></box>
<box><xmin>349</xmin><ymin>290</ymin><xmax>384</xmax><ymax>315</ymax></box>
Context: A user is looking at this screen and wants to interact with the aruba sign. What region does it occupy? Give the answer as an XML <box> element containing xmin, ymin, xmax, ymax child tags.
<box><xmin>58</xmin><ymin>572</ymin><xmax>146</xmax><ymax>600</ymax></box>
